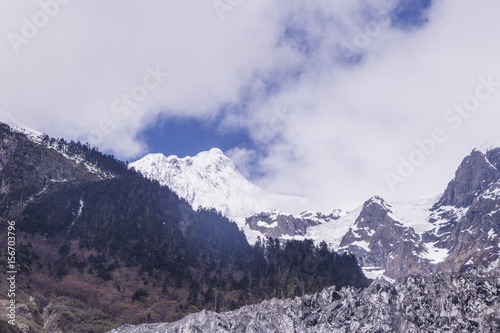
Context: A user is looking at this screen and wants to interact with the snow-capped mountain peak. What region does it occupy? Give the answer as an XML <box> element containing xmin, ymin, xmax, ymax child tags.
<box><xmin>366</xmin><ymin>195</ymin><xmax>392</xmax><ymax>211</ymax></box>
<box><xmin>130</xmin><ymin>148</ymin><xmax>310</xmax><ymax>219</ymax></box>
<box><xmin>207</xmin><ymin>147</ymin><xmax>224</xmax><ymax>155</ymax></box>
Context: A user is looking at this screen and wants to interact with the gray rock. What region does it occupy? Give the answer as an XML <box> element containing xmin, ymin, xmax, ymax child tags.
<box><xmin>339</xmin><ymin>196</ymin><xmax>431</xmax><ymax>279</ymax></box>
<box><xmin>435</xmin><ymin>149</ymin><xmax>500</xmax><ymax>209</ymax></box>
<box><xmin>108</xmin><ymin>267</ymin><xmax>500</xmax><ymax>333</ymax></box>
<box><xmin>246</xmin><ymin>211</ymin><xmax>340</xmax><ymax>239</ymax></box>
<box><xmin>426</xmin><ymin>148</ymin><xmax>500</xmax><ymax>273</ymax></box>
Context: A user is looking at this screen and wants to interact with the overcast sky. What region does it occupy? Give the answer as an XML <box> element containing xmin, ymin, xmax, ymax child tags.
<box><xmin>1</xmin><ymin>0</ymin><xmax>500</xmax><ymax>210</ymax></box>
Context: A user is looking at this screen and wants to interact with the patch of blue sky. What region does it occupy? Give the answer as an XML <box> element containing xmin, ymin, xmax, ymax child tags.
<box><xmin>141</xmin><ymin>0</ymin><xmax>433</xmax><ymax>160</ymax></box>
<box><xmin>391</xmin><ymin>0</ymin><xmax>432</xmax><ymax>31</ymax></box>
<box><xmin>140</xmin><ymin>114</ymin><xmax>253</xmax><ymax>159</ymax></box>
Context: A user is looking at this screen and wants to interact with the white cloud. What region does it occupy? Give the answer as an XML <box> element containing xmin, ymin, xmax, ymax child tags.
<box><xmin>239</xmin><ymin>0</ymin><xmax>500</xmax><ymax>209</ymax></box>
<box><xmin>1</xmin><ymin>0</ymin><xmax>500</xmax><ymax>209</ymax></box>
<box><xmin>0</xmin><ymin>0</ymin><xmax>297</xmax><ymax>156</ymax></box>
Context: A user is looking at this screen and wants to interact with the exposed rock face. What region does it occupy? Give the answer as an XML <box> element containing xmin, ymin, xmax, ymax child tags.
<box><xmin>108</xmin><ymin>267</ymin><xmax>500</xmax><ymax>333</ymax></box>
<box><xmin>435</xmin><ymin>149</ymin><xmax>500</xmax><ymax>209</ymax></box>
<box><xmin>0</xmin><ymin>123</ymin><xmax>104</xmax><ymax>219</ymax></box>
<box><xmin>437</xmin><ymin>183</ymin><xmax>500</xmax><ymax>272</ymax></box>
<box><xmin>337</xmin><ymin>148</ymin><xmax>500</xmax><ymax>279</ymax></box>
<box><xmin>245</xmin><ymin>210</ymin><xmax>341</xmax><ymax>239</ymax></box>
<box><xmin>339</xmin><ymin>196</ymin><xmax>431</xmax><ymax>279</ymax></box>
<box><xmin>426</xmin><ymin>147</ymin><xmax>500</xmax><ymax>273</ymax></box>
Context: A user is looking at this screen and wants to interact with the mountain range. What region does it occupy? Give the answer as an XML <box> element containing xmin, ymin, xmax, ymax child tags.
<box><xmin>0</xmin><ymin>119</ymin><xmax>499</xmax><ymax>332</ymax></box>
<box><xmin>130</xmin><ymin>144</ymin><xmax>500</xmax><ymax>281</ymax></box>
<box><xmin>115</xmin><ymin>142</ymin><xmax>500</xmax><ymax>333</ymax></box>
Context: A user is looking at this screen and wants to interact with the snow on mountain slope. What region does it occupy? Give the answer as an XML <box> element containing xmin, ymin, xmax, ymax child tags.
<box><xmin>242</xmin><ymin>209</ymin><xmax>343</xmax><ymax>245</ymax></box>
<box><xmin>0</xmin><ymin>115</ymin><xmax>45</xmax><ymax>143</ymax></box>
<box><xmin>303</xmin><ymin>194</ymin><xmax>439</xmax><ymax>249</ymax></box>
<box><xmin>0</xmin><ymin>119</ymin><xmax>114</xmax><ymax>179</ymax></box>
<box><xmin>389</xmin><ymin>194</ymin><xmax>441</xmax><ymax>233</ymax></box>
<box><xmin>303</xmin><ymin>195</ymin><xmax>446</xmax><ymax>279</ymax></box>
<box><xmin>130</xmin><ymin>145</ymin><xmax>443</xmax><ymax>263</ymax></box>
<box><xmin>130</xmin><ymin>144</ymin><xmax>500</xmax><ymax>279</ymax></box>
<box><xmin>305</xmin><ymin>205</ymin><xmax>362</xmax><ymax>250</ymax></box>
<box><xmin>129</xmin><ymin>148</ymin><xmax>310</xmax><ymax>219</ymax></box>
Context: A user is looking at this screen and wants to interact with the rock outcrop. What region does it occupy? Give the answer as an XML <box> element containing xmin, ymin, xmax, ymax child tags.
<box><xmin>339</xmin><ymin>196</ymin><xmax>431</xmax><ymax>279</ymax></box>
<box><xmin>427</xmin><ymin>147</ymin><xmax>500</xmax><ymax>272</ymax></box>
<box><xmin>245</xmin><ymin>210</ymin><xmax>341</xmax><ymax>238</ymax></box>
<box><xmin>109</xmin><ymin>266</ymin><xmax>500</xmax><ymax>333</ymax></box>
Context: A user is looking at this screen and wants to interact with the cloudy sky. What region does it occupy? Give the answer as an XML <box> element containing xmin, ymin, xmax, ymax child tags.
<box><xmin>1</xmin><ymin>0</ymin><xmax>500</xmax><ymax>210</ymax></box>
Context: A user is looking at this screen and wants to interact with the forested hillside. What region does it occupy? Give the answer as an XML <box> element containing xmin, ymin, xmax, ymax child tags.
<box><xmin>0</xmin><ymin>123</ymin><xmax>370</xmax><ymax>332</ymax></box>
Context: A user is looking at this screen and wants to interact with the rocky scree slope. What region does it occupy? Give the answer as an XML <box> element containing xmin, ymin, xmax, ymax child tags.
<box><xmin>109</xmin><ymin>266</ymin><xmax>500</xmax><ymax>333</ymax></box>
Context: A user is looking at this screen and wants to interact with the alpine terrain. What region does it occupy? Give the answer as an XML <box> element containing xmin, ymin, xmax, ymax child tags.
<box><xmin>0</xmin><ymin>121</ymin><xmax>369</xmax><ymax>332</ymax></box>
<box><xmin>109</xmin><ymin>265</ymin><xmax>500</xmax><ymax>333</ymax></box>
<box><xmin>131</xmin><ymin>146</ymin><xmax>500</xmax><ymax>281</ymax></box>
<box><xmin>129</xmin><ymin>150</ymin><xmax>310</xmax><ymax>220</ymax></box>
<box><xmin>112</xmin><ymin>142</ymin><xmax>500</xmax><ymax>333</ymax></box>
<box><xmin>1</xmin><ymin>119</ymin><xmax>499</xmax><ymax>333</ymax></box>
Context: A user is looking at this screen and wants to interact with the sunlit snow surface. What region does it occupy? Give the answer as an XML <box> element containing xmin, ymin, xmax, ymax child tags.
<box><xmin>421</xmin><ymin>243</ymin><xmax>450</xmax><ymax>264</ymax></box>
<box><xmin>305</xmin><ymin>206</ymin><xmax>362</xmax><ymax>251</ymax></box>
<box><xmin>130</xmin><ymin>149</ymin><xmax>311</xmax><ymax>220</ymax></box>
<box><xmin>363</xmin><ymin>267</ymin><xmax>394</xmax><ymax>282</ymax></box>
<box><xmin>390</xmin><ymin>194</ymin><xmax>440</xmax><ymax>233</ymax></box>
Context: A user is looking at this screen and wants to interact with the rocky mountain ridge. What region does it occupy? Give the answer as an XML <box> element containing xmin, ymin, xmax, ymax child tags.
<box><xmin>245</xmin><ymin>210</ymin><xmax>342</xmax><ymax>239</ymax></box>
<box><xmin>429</xmin><ymin>147</ymin><xmax>500</xmax><ymax>273</ymax></box>
<box><xmin>329</xmin><ymin>146</ymin><xmax>500</xmax><ymax>279</ymax></box>
<box><xmin>338</xmin><ymin>196</ymin><xmax>432</xmax><ymax>279</ymax></box>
